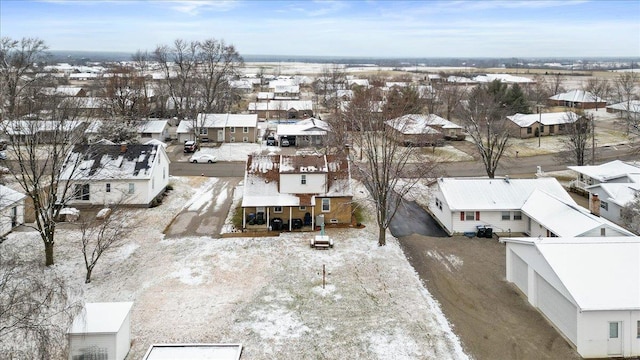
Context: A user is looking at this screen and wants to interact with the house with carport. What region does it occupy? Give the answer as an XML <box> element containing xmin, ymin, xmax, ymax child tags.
<box><xmin>176</xmin><ymin>113</ymin><xmax>258</xmax><ymax>144</ymax></box>
<box><xmin>241</xmin><ymin>154</ymin><xmax>352</xmax><ymax>231</ymax></box>
<box><xmin>568</xmin><ymin>160</ymin><xmax>640</xmax><ymax>193</ymax></box>
<box><xmin>248</xmin><ymin>100</ymin><xmax>314</xmax><ymax>120</ymax></box>
<box><xmin>59</xmin><ymin>143</ymin><xmax>170</xmax><ymax>207</ymax></box>
<box><xmin>0</xmin><ymin>185</ymin><xmax>26</xmax><ymax>237</ymax></box>
<box><xmin>502</xmin><ymin>237</ymin><xmax>640</xmax><ymax>358</ymax></box>
<box><xmin>549</xmin><ymin>89</ymin><xmax>607</xmax><ymax>109</ymax></box>
<box><xmin>276</xmin><ymin>117</ymin><xmax>330</xmax><ymax>147</ymax></box>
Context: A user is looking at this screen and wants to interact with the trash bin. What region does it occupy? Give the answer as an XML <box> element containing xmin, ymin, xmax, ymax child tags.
<box><xmin>271</xmin><ymin>218</ymin><xmax>283</xmax><ymax>231</ymax></box>
<box><xmin>484</xmin><ymin>227</ymin><xmax>493</xmax><ymax>238</ymax></box>
<box><xmin>476</xmin><ymin>226</ymin><xmax>486</xmax><ymax>238</ymax></box>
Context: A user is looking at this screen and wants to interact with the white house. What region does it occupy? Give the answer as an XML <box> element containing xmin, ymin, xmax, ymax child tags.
<box><xmin>0</xmin><ymin>185</ymin><xmax>25</xmax><ymax>237</ymax></box>
<box><xmin>502</xmin><ymin>237</ymin><xmax>640</xmax><ymax>358</ymax></box>
<box><xmin>568</xmin><ymin>160</ymin><xmax>640</xmax><ymax>192</ymax></box>
<box><xmin>606</xmin><ymin>99</ymin><xmax>640</xmax><ymax>120</ymax></box>
<box><xmin>138</xmin><ymin>119</ymin><xmax>169</xmax><ymax>142</ymax></box>
<box><xmin>143</xmin><ymin>344</ymin><xmax>242</xmax><ymax>360</ymax></box>
<box><xmin>585</xmin><ymin>177</ymin><xmax>640</xmax><ymax>225</ymax></box>
<box><xmin>68</xmin><ymin>302</ymin><xmax>134</xmax><ymax>360</ymax></box>
<box><xmin>60</xmin><ymin>143</ymin><xmax>170</xmax><ymax>207</ymax></box>
<box><xmin>276</xmin><ymin>117</ymin><xmax>330</xmax><ymax>147</ymax></box>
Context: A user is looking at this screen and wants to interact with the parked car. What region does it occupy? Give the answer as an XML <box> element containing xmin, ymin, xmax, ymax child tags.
<box><xmin>281</xmin><ymin>138</ymin><xmax>290</xmax><ymax>147</ymax></box>
<box><xmin>0</xmin><ymin>151</ymin><xmax>6</xmax><ymax>160</ymax></box>
<box><xmin>183</xmin><ymin>140</ymin><xmax>198</xmax><ymax>153</ymax></box>
<box><xmin>266</xmin><ymin>136</ymin><xmax>277</xmax><ymax>146</ymax></box>
<box><xmin>189</xmin><ymin>153</ymin><xmax>217</xmax><ymax>163</ymax></box>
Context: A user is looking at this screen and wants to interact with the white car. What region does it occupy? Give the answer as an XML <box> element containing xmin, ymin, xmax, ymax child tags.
<box><xmin>189</xmin><ymin>153</ymin><xmax>217</xmax><ymax>163</ymax></box>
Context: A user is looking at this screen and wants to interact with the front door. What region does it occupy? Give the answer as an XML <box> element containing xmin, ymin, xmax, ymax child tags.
<box><xmin>607</xmin><ymin>321</ymin><xmax>623</xmax><ymax>356</ymax></box>
<box><xmin>217</xmin><ymin>129</ymin><xmax>224</xmax><ymax>142</ymax></box>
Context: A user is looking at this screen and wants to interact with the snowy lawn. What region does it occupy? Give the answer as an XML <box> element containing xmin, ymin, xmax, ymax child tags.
<box><xmin>3</xmin><ymin>176</ymin><xmax>468</xmax><ymax>360</ymax></box>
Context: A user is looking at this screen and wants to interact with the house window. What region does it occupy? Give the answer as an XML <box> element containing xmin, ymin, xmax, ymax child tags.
<box><xmin>559</xmin><ymin>124</ymin><xmax>565</xmax><ymax>131</ymax></box>
<box><xmin>301</xmin><ymin>174</ymin><xmax>307</xmax><ymax>185</ymax></box>
<box><xmin>274</xmin><ymin>206</ymin><xmax>283</xmax><ymax>213</ymax></box>
<box><xmin>501</xmin><ymin>211</ymin><xmax>510</xmax><ymax>220</ymax></box>
<box><xmin>513</xmin><ymin>211</ymin><xmax>522</xmax><ymax>220</ymax></box>
<box><xmin>230</xmin><ymin>137</ymin><xmax>235</xmax><ymax>142</ymax></box>
<box><xmin>321</xmin><ymin>198</ymin><xmax>330</xmax><ymax>212</ymax></box>
<box><xmin>230</xmin><ymin>127</ymin><xmax>236</xmax><ymax>133</ymax></box>
<box><xmin>549</xmin><ymin>125</ymin><xmax>555</xmax><ymax>134</ymax></box>
<box><xmin>526</xmin><ymin>127</ymin><xmax>532</xmax><ymax>134</ymax></box>
<box><xmin>637</xmin><ymin>320</ymin><xmax>640</xmax><ymax>338</ymax></box>
<box><xmin>600</xmin><ymin>228</ymin><xmax>606</xmax><ymax>236</ymax></box>
<box><xmin>128</xmin><ymin>183</ymin><xmax>135</xmax><ymax>194</ymax></box>
<box><xmin>610</xmin><ymin>322</ymin><xmax>619</xmax><ymax>339</ymax></box>
<box><xmin>243</xmin><ymin>127</ymin><xmax>249</xmax><ymax>133</ymax></box>
<box><xmin>462</xmin><ymin>211</ymin><xmax>475</xmax><ymax>221</ymax></box>
<box><xmin>540</xmin><ymin>125</ymin><xmax>545</xmax><ymax>133</ymax></box>
<box><xmin>601</xmin><ymin>201</ymin><xmax>608</xmax><ymax>211</ymax></box>
<box><xmin>74</xmin><ymin>184</ymin><xmax>90</xmax><ymax>201</ymax></box>
<box><xmin>435</xmin><ymin>198</ymin><xmax>442</xmax><ymax>210</ymax></box>
<box><xmin>199</xmin><ymin>128</ymin><xmax>208</xmax><ymax>135</ymax></box>
<box><xmin>299</xmin><ymin>206</ymin><xmax>306</xmax><ymax>210</ymax></box>
<box><xmin>243</xmin><ymin>136</ymin><xmax>248</xmax><ymax>143</ymax></box>
<box><xmin>106</xmin><ymin>183</ymin><xmax>111</xmax><ymax>193</ymax></box>
<box><xmin>163</xmin><ymin>167</ymin><xmax>166</xmax><ymax>180</ymax></box>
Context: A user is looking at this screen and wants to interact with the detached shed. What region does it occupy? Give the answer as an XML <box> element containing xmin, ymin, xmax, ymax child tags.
<box><xmin>68</xmin><ymin>302</ymin><xmax>134</xmax><ymax>360</ymax></box>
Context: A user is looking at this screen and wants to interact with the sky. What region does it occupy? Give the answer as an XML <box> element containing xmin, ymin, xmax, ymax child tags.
<box><xmin>1</xmin><ymin>0</ymin><xmax>639</xmax><ymax>58</ymax></box>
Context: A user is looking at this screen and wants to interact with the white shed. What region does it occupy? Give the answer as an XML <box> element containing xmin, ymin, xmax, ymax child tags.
<box><xmin>68</xmin><ymin>302</ymin><xmax>134</xmax><ymax>360</ymax></box>
<box><xmin>502</xmin><ymin>237</ymin><xmax>640</xmax><ymax>358</ymax></box>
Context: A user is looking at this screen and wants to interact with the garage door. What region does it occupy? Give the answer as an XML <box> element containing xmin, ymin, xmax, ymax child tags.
<box><xmin>510</xmin><ymin>251</ymin><xmax>528</xmax><ymax>294</ymax></box>
<box><xmin>536</xmin><ymin>273</ymin><xmax>578</xmax><ymax>345</ymax></box>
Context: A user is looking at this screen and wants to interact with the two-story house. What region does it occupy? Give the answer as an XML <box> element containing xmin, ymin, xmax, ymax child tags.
<box><xmin>241</xmin><ymin>154</ymin><xmax>352</xmax><ymax>231</ymax></box>
<box><xmin>176</xmin><ymin>113</ymin><xmax>258</xmax><ymax>144</ymax></box>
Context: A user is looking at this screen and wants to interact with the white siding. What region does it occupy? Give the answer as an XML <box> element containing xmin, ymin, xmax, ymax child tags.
<box><xmin>69</xmin><ymin>334</ymin><xmax>115</xmax><ymax>360</ymax></box>
<box><xmin>510</xmin><ymin>250</ymin><xmax>528</xmax><ymax>294</ymax></box>
<box><xmin>115</xmin><ymin>312</ymin><xmax>131</xmax><ymax>360</ymax></box>
<box><xmin>577</xmin><ymin>310</ymin><xmax>640</xmax><ymax>358</ymax></box>
<box><xmin>536</xmin><ymin>273</ymin><xmax>578</xmax><ymax>345</ymax></box>
<box><xmin>0</xmin><ymin>201</ymin><xmax>24</xmax><ymax>237</ymax></box>
<box><xmin>279</xmin><ymin>173</ymin><xmax>326</xmax><ymax>194</ymax></box>
<box><xmin>429</xmin><ymin>187</ymin><xmax>453</xmax><ymax>235</ymax></box>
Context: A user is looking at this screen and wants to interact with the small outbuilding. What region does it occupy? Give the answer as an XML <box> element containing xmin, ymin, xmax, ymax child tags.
<box><xmin>67</xmin><ymin>302</ymin><xmax>134</xmax><ymax>360</ymax></box>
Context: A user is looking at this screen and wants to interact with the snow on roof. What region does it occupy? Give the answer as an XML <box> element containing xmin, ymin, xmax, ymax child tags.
<box><xmin>138</xmin><ymin>120</ymin><xmax>168</xmax><ymax>134</ymax></box>
<box><xmin>144</xmin><ymin>138</ymin><xmax>168</xmax><ymax>148</ymax></box>
<box><xmin>568</xmin><ymin>160</ymin><xmax>640</xmax><ymax>182</ymax></box>
<box><xmin>276</xmin><ymin>118</ymin><xmax>330</xmax><ymax>136</ymax></box>
<box><xmin>437</xmin><ymin>177</ymin><xmax>572</xmax><ymax>211</ymax></box>
<box><xmin>507</xmin><ymin>111</ymin><xmax>579</xmax><ymax>127</ymax></box>
<box><xmin>274</xmin><ymin>85</ymin><xmax>299</xmax><ymax>93</ymax></box>
<box><xmin>447</xmin><ymin>76</ymin><xmax>476</xmax><ymax>84</ymax></box>
<box><xmin>473</xmin><ymin>73</ymin><xmax>534</xmax><ymax>84</ymax></box>
<box><xmin>0</xmin><ymin>185</ymin><xmax>26</xmax><ymax>209</ymax></box>
<box><xmin>549</xmin><ymin>89</ymin><xmax>606</xmax><ymax>103</ymax></box>
<box><xmin>177</xmin><ymin>114</ymin><xmax>258</xmax><ymax>134</ymax></box>
<box><xmin>527</xmin><ymin>238</ymin><xmax>640</xmax><ymax>311</ymax></box>
<box><xmin>521</xmin><ymin>189</ymin><xmax>634</xmax><ymax>237</ymax></box>
<box><xmin>257</xmin><ymin>92</ymin><xmax>274</xmax><ymax>100</ymax></box>
<box><xmin>61</xmin><ymin>143</ymin><xmax>164</xmax><ymax>181</ymax></box>
<box><xmin>346</xmin><ymin>79</ymin><xmax>369</xmax><ymax>87</ymax></box>
<box><xmin>3</xmin><ymin>119</ymin><xmax>86</xmax><ymax>136</ymax></box>
<box><xmin>586</xmin><ymin>182</ymin><xmax>640</xmax><ymax>207</ymax></box>
<box><xmin>385</xmin><ymin>114</ymin><xmax>460</xmax><ymax>135</ymax></box>
<box><xmin>248</xmin><ymin>100</ymin><xmax>313</xmax><ymax>111</ymax></box>
<box><xmin>143</xmin><ymin>344</ymin><xmax>242</xmax><ymax>360</ymax></box>
<box><xmin>606</xmin><ymin>99</ymin><xmax>640</xmax><ymax>114</ymax></box>
<box><xmin>280</xmin><ymin>154</ymin><xmax>328</xmax><ymax>174</ymax></box>
<box><xmin>68</xmin><ymin>302</ymin><xmax>133</xmax><ymax>334</ymax></box>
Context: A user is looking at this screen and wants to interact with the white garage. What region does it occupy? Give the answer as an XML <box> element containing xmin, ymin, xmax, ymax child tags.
<box><xmin>503</xmin><ymin>237</ymin><xmax>640</xmax><ymax>358</ymax></box>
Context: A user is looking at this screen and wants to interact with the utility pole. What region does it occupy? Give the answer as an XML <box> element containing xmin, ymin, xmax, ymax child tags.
<box><xmin>536</xmin><ymin>104</ymin><xmax>544</xmax><ymax>147</ymax></box>
<box><xmin>591</xmin><ymin>113</ymin><xmax>596</xmax><ymax>164</ymax></box>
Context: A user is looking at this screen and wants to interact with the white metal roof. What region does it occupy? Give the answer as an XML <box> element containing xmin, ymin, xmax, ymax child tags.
<box><xmin>247</xmin><ymin>100</ymin><xmax>313</xmax><ymax>111</ymax></box>
<box><xmin>138</xmin><ymin>120</ymin><xmax>168</xmax><ymax>134</ymax></box>
<box><xmin>521</xmin><ymin>189</ymin><xmax>634</xmax><ymax>237</ymax></box>
<box><xmin>507</xmin><ymin>111</ymin><xmax>578</xmax><ymax>127</ymax></box>
<box><xmin>276</xmin><ymin>118</ymin><xmax>330</xmax><ymax>136</ymax></box>
<box><xmin>586</xmin><ymin>182</ymin><xmax>640</xmax><ymax>207</ymax></box>
<box><xmin>177</xmin><ymin>114</ymin><xmax>258</xmax><ymax>134</ymax></box>
<box><xmin>0</xmin><ymin>185</ymin><xmax>26</xmax><ymax>209</ymax></box>
<box><xmin>568</xmin><ymin>160</ymin><xmax>640</xmax><ymax>182</ymax></box>
<box><xmin>549</xmin><ymin>89</ymin><xmax>606</xmax><ymax>103</ymax></box>
<box><xmin>68</xmin><ymin>302</ymin><xmax>133</xmax><ymax>334</ymax></box>
<box><xmin>385</xmin><ymin>114</ymin><xmax>460</xmax><ymax>135</ymax></box>
<box><xmin>143</xmin><ymin>344</ymin><xmax>242</xmax><ymax>360</ymax></box>
<box><xmin>606</xmin><ymin>99</ymin><xmax>640</xmax><ymax>114</ymax></box>
<box><xmin>436</xmin><ymin>177</ymin><xmax>572</xmax><ymax>211</ymax></box>
<box><xmin>530</xmin><ymin>238</ymin><xmax>640</xmax><ymax>311</ymax></box>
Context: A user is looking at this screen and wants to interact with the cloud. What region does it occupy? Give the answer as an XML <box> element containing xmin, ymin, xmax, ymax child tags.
<box><xmin>166</xmin><ymin>0</ymin><xmax>240</xmax><ymax>15</ymax></box>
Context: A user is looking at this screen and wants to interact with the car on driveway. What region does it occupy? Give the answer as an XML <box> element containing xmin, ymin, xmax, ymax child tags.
<box><xmin>189</xmin><ymin>153</ymin><xmax>217</xmax><ymax>163</ymax></box>
<box><xmin>183</xmin><ymin>140</ymin><xmax>199</xmax><ymax>153</ymax></box>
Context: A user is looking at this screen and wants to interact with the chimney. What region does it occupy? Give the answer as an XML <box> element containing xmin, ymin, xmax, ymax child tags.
<box><xmin>120</xmin><ymin>143</ymin><xmax>127</xmax><ymax>153</ymax></box>
<box><xmin>590</xmin><ymin>193</ymin><xmax>601</xmax><ymax>217</ymax></box>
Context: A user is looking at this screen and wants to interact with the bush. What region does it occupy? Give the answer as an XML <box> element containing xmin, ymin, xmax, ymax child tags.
<box><xmin>232</xmin><ymin>203</ymin><xmax>244</xmax><ymax>229</ymax></box>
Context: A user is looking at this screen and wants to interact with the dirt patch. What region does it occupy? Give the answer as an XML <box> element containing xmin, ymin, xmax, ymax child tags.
<box><xmin>398</xmin><ymin>235</ymin><xmax>583</xmax><ymax>360</ymax></box>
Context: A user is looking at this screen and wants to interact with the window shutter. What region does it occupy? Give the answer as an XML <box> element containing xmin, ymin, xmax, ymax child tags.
<box><xmin>475</xmin><ymin>211</ymin><xmax>480</xmax><ymax>220</ymax></box>
<box><xmin>460</xmin><ymin>212</ymin><xmax>464</xmax><ymax>221</ymax></box>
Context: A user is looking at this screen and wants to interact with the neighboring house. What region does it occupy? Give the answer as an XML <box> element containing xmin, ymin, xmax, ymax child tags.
<box><xmin>3</xmin><ymin>119</ymin><xmax>88</xmax><ymax>143</ymax></box>
<box><xmin>60</xmin><ymin>143</ymin><xmax>170</xmax><ymax>207</ymax></box>
<box><xmin>429</xmin><ymin>177</ymin><xmax>576</xmax><ymax>235</ymax></box>
<box><xmin>247</xmin><ymin>100</ymin><xmax>314</xmax><ymax>120</ymax></box>
<box><xmin>138</xmin><ymin>119</ymin><xmax>169</xmax><ymax>141</ymax></box>
<box><xmin>506</xmin><ymin>111</ymin><xmax>581</xmax><ymax>138</ymax></box>
<box><xmin>40</xmin><ymin>86</ymin><xmax>87</xmax><ymax>97</ymax></box>
<box><xmin>241</xmin><ymin>154</ymin><xmax>352</xmax><ymax>231</ymax></box>
<box><xmin>228</xmin><ymin>80</ymin><xmax>254</xmax><ymax>94</ymax></box>
<box><xmin>346</xmin><ymin>78</ymin><xmax>370</xmax><ymax>88</ymax></box>
<box><xmin>549</xmin><ymin>89</ymin><xmax>607</xmax><ymax>109</ymax></box>
<box><xmin>276</xmin><ymin>118</ymin><xmax>330</xmax><ymax>147</ymax></box>
<box><xmin>0</xmin><ymin>185</ymin><xmax>26</xmax><ymax>237</ymax></box>
<box><xmin>606</xmin><ymin>99</ymin><xmax>640</xmax><ymax>120</ymax></box>
<box><xmin>384</xmin><ymin>114</ymin><xmax>463</xmax><ymax>146</ymax></box>
<box><xmin>585</xmin><ymin>177</ymin><xmax>640</xmax><ymax>225</ymax></box>
<box><xmin>502</xmin><ymin>237</ymin><xmax>640</xmax><ymax>358</ymax></box>
<box><xmin>273</xmin><ymin>85</ymin><xmax>300</xmax><ymax>100</ymax></box>
<box><xmin>257</xmin><ymin>92</ymin><xmax>275</xmax><ymax>101</ymax></box>
<box><xmin>68</xmin><ymin>302</ymin><xmax>133</xmax><ymax>360</ymax></box>
<box><xmin>472</xmin><ymin>73</ymin><xmax>535</xmax><ymax>84</ymax></box>
<box><xmin>568</xmin><ymin>160</ymin><xmax>640</xmax><ymax>192</ymax></box>
<box><xmin>176</xmin><ymin>113</ymin><xmax>258</xmax><ymax>144</ymax></box>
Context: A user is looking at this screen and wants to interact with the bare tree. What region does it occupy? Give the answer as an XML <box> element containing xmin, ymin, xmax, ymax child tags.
<box><xmin>343</xmin><ymin>87</ymin><xmax>440</xmax><ymax>246</ymax></box>
<box><xmin>620</xmin><ymin>192</ymin><xmax>640</xmax><ymax>234</ymax></box>
<box><xmin>613</xmin><ymin>72</ymin><xmax>639</xmax><ymax>134</ymax></box>
<box><xmin>197</xmin><ymin>38</ymin><xmax>244</xmax><ymax>113</ymax></box>
<box><xmin>583</xmin><ymin>78</ymin><xmax>610</xmax><ymax>111</ymax></box>
<box><xmin>556</xmin><ymin>112</ymin><xmax>592</xmax><ymax>166</ymax></box>
<box><xmin>154</xmin><ymin>39</ymin><xmax>200</xmax><ymax>120</ymax></box>
<box><xmin>0</xmin><ymin>37</ymin><xmax>48</xmax><ymax>118</ymax></box>
<box><xmin>78</xmin><ymin>206</ymin><xmax>128</xmax><ymax>283</ymax></box>
<box><xmin>548</xmin><ymin>72</ymin><xmax>565</xmax><ymax>96</ymax></box>
<box><xmin>1</xmin><ymin>97</ymin><xmax>89</xmax><ymax>266</ymax></box>
<box><xmin>434</xmin><ymin>83</ymin><xmax>465</xmax><ymax>120</ymax></box>
<box><xmin>0</xmin><ymin>249</ymin><xmax>79</xmax><ymax>359</ymax></box>
<box><xmin>456</xmin><ymin>83</ymin><xmax>511</xmax><ymax>178</ymax></box>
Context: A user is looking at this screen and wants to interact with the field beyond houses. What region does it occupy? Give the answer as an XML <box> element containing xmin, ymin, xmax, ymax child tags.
<box><xmin>3</xmin><ymin>176</ymin><xmax>468</xmax><ymax>359</ymax></box>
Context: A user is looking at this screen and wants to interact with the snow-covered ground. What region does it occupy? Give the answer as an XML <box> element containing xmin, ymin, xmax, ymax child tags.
<box><xmin>189</xmin><ymin>143</ymin><xmax>281</xmax><ymax>162</ymax></box>
<box><xmin>3</xmin><ymin>176</ymin><xmax>468</xmax><ymax>359</ymax></box>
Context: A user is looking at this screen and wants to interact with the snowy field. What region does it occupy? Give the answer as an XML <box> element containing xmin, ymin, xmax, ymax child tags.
<box><xmin>4</xmin><ymin>176</ymin><xmax>468</xmax><ymax>359</ymax></box>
